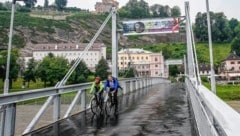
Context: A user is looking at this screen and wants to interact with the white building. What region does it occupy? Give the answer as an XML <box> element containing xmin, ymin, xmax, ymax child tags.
<box><xmin>25</xmin><ymin>43</ymin><xmax>106</xmax><ymax>71</ymax></box>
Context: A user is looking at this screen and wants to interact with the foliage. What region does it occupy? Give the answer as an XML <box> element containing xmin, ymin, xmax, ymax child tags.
<box><xmin>55</xmin><ymin>0</ymin><xmax>67</xmax><ymax>10</ymax></box>
<box><xmin>37</xmin><ymin>53</ymin><xmax>69</xmax><ymax>87</ymax></box>
<box><xmin>0</xmin><ymin>49</ymin><xmax>20</xmax><ymax>88</ymax></box>
<box><xmin>124</xmin><ymin>67</ymin><xmax>136</xmax><ymax>78</ymax></box>
<box><xmin>24</xmin><ymin>0</ymin><xmax>37</xmax><ymax>8</ymax></box>
<box><xmin>171</xmin><ymin>6</ymin><xmax>181</xmax><ymax>17</ymax></box>
<box><xmin>68</xmin><ymin>60</ymin><xmax>91</xmax><ymax>84</ymax></box>
<box><xmin>231</xmin><ymin>35</ymin><xmax>240</xmax><ymax>56</ymax></box>
<box><xmin>169</xmin><ymin>65</ymin><xmax>179</xmax><ymax>77</ymax></box>
<box><xmin>23</xmin><ymin>58</ymin><xmax>37</xmax><ymax>88</ymax></box>
<box><xmin>204</xmin><ymin>83</ymin><xmax>240</xmax><ymax>100</ymax></box>
<box><xmin>95</xmin><ymin>57</ymin><xmax>109</xmax><ymax>80</ymax></box>
<box><xmin>194</xmin><ymin>12</ymin><xmax>235</xmax><ymax>42</ymax></box>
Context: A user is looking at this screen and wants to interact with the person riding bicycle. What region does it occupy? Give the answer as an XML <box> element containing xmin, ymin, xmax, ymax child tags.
<box><xmin>90</xmin><ymin>77</ymin><xmax>104</xmax><ymax>106</ymax></box>
<box><xmin>104</xmin><ymin>75</ymin><xmax>119</xmax><ymax>113</ymax></box>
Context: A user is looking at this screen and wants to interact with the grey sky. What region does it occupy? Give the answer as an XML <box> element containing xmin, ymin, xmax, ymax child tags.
<box><xmin>0</xmin><ymin>0</ymin><xmax>240</xmax><ymax>21</ymax></box>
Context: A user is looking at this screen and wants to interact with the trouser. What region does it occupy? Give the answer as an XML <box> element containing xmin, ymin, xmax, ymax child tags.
<box><xmin>108</xmin><ymin>88</ymin><xmax>118</xmax><ymax>111</ymax></box>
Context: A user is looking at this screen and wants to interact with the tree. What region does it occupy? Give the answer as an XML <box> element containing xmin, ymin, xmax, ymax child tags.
<box><xmin>37</xmin><ymin>53</ymin><xmax>69</xmax><ymax>87</ymax></box>
<box><xmin>95</xmin><ymin>57</ymin><xmax>109</xmax><ymax>80</ymax></box>
<box><xmin>0</xmin><ymin>49</ymin><xmax>20</xmax><ymax>89</ymax></box>
<box><xmin>171</xmin><ymin>6</ymin><xmax>181</xmax><ymax>17</ymax></box>
<box><xmin>68</xmin><ymin>60</ymin><xmax>91</xmax><ymax>84</ymax></box>
<box><xmin>55</xmin><ymin>0</ymin><xmax>67</xmax><ymax>10</ymax></box>
<box><xmin>120</xmin><ymin>0</ymin><xmax>150</xmax><ymax>19</ymax></box>
<box><xmin>231</xmin><ymin>35</ymin><xmax>240</xmax><ymax>56</ymax></box>
<box><xmin>124</xmin><ymin>67</ymin><xmax>135</xmax><ymax>78</ymax></box>
<box><xmin>44</xmin><ymin>0</ymin><xmax>49</xmax><ymax>9</ymax></box>
<box><xmin>23</xmin><ymin>58</ymin><xmax>37</xmax><ymax>88</ymax></box>
<box><xmin>194</xmin><ymin>12</ymin><xmax>232</xmax><ymax>42</ymax></box>
<box><xmin>24</xmin><ymin>0</ymin><xmax>37</xmax><ymax>8</ymax></box>
<box><xmin>169</xmin><ymin>65</ymin><xmax>180</xmax><ymax>77</ymax></box>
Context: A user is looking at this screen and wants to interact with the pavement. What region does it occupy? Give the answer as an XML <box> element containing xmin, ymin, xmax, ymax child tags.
<box><xmin>23</xmin><ymin>83</ymin><xmax>196</xmax><ymax>136</ymax></box>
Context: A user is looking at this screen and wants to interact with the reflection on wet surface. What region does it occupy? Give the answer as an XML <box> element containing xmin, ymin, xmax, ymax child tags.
<box><xmin>24</xmin><ymin>83</ymin><xmax>196</xmax><ymax>136</ymax></box>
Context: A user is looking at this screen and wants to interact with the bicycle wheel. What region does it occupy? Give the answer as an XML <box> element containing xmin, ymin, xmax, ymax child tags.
<box><xmin>91</xmin><ymin>98</ymin><xmax>98</xmax><ymax>114</ymax></box>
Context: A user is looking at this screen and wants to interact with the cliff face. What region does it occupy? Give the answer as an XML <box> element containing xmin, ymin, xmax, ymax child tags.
<box><xmin>0</xmin><ymin>11</ymin><xmax>185</xmax><ymax>57</ymax></box>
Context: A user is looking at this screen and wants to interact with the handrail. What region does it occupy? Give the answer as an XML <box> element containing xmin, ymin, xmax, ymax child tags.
<box><xmin>0</xmin><ymin>77</ymin><xmax>156</xmax><ymax>106</ymax></box>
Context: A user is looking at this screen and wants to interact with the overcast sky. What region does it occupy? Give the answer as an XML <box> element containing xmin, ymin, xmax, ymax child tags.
<box><xmin>0</xmin><ymin>0</ymin><xmax>240</xmax><ymax>21</ymax></box>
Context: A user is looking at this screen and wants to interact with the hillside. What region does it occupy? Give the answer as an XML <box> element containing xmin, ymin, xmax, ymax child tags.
<box><xmin>0</xmin><ymin>11</ymin><xmax>231</xmax><ymax>63</ymax></box>
<box><xmin>0</xmin><ymin>11</ymin><xmax>185</xmax><ymax>57</ymax></box>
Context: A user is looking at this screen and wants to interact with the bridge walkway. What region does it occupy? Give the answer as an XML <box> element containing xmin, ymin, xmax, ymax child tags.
<box><xmin>24</xmin><ymin>83</ymin><xmax>196</xmax><ymax>136</ymax></box>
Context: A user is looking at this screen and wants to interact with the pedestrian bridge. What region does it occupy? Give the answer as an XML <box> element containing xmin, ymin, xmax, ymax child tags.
<box><xmin>1</xmin><ymin>77</ymin><xmax>240</xmax><ymax>136</ymax></box>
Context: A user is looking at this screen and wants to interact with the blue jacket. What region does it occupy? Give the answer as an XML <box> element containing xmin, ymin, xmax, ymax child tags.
<box><xmin>104</xmin><ymin>77</ymin><xmax>119</xmax><ymax>91</ymax></box>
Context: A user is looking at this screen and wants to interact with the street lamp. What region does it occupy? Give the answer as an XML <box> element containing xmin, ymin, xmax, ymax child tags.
<box><xmin>3</xmin><ymin>0</ymin><xmax>23</xmax><ymax>94</ymax></box>
<box><xmin>206</xmin><ymin>0</ymin><xmax>216</xmax><ymax>94</ymax></box>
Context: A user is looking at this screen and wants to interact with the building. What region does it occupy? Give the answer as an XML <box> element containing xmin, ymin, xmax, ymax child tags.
<box><xmin>118</xmin><ymin>48</ymin><xmax>166</xmax><ymax>77</ymax></box>
<box><xmin>219</xmin><ymin>52</ymin><xmax>240</xmax><ymax>80</ymax></box>
<box><xmin>179</xmin><ymin>63</ymin><xmax>211</xmax><ymax>76</ymax></box>
<box><xmin>24</xmin><ymin>43</ymin><xmax>106</xmax><ymax>71</ymax></box>
<box><xmin>95</xmin><ymin>0</ymin><xmax>119</xmax><ymax>13</ymax></box>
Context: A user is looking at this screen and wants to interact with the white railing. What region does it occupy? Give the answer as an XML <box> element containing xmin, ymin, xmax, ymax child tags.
<box><xmin>186</xmin><ymin>77</ymin><xmax>240</xmax><ymax>136</ymax></box>
<box><xmin>0</xmin><ymin>77</ymin><xmax>167</xmax><ymax>136</ymax></box>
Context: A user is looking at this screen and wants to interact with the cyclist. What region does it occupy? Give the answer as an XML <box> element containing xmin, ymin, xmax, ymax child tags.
<box><xmin>104</xmin><ymin>75</ymin><xmax>119</xmax><ymax>113</ymax></box>
<box><xmin>90</xmin><ymin>77</ymin><xmax>104</xmax><ymax>107</ymax></box>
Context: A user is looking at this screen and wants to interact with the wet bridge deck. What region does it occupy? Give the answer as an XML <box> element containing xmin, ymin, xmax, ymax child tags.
<box><xmin>24</xmin><ymin>83</ymin><xmax>196</xmax><ymax>136</ymax></box>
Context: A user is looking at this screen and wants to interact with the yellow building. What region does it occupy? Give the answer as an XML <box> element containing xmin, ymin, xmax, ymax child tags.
<box><xmin>118</xmin><ymin>48</ymin><xmax>167</xmax><ymax>77</ymax></box>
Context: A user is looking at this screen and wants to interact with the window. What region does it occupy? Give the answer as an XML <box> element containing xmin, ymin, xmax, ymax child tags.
<box><xmin>132</xmin><ymin>57</ymin><xmax>135</xmax><ymax>60</ymax></box>
<box><xmin>125</xmin><ymin>57</ymin><xmax>127</xmax><ymax>60</ymax></box>
<box><xmin>137</xmin><ymin>57</ymin><xmax>139</xmax><ymax>60</ymax></box>
<box><xmin>121</xmin><ymin>57</ymin><xmax>124</xmax><ymax>60</ymax></box>
<box><xmin>142</xmin><ymin>66</ymin><xmax>144</xmax><ymax>69</ymax></box>
<box><xmin>155</xmin><ymin>65</ymin><xmax>158</xmax><ymax>67</ymax></box>
<box><xmin>155</xmin><ymin>58</ymin><xmax>158</xmax><ymax>61</ymax></box>
<box><xmin>231</xmin><ymin>61</ymin><xmax>235</xmax><ymax>64</ymax></box>
<box><xmin>238</xmin><ymin>61</ymin><xmax>240</xmax><ymax>64</ymax></box>
<box><xmin>141</xmin><ymin>57</ymin><xmax>144</xmax><ymax>60</ymax></box>
<box><xmin>121</xmin><ymin>62</ymin><xmax>123</xmax><ymax>65</ymax></box>
<box><xmin>146</xmin><ymin>57</ymin><xmax>148</xmax><ymax>60</ymax></box>
<box><xmin>155</xmin><ymin>72</ymin><xmax>158</xmax><ymax>75</ymax></box>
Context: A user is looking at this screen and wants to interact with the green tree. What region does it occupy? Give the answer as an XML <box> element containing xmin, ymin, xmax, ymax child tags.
<box><xmin>55</xmin><ymin>0</ymin><xmax>67</xmax><ymax>10</ymax></box>
<box><xmin>95</xmin><ymin>57</ymin><xmax>109</xmax><ymax>80</ymax></box>
<box><xmin>231</xmin><ymin>35</ymin><xmax>240</xmax><ymax>56</ymax></box>
<box><xmin>0</xmin><ymin>49</ymin><xmax>20</xmax><ymax>89</ymax></box>
<box><xmin>23</xmin><ymin>58</ymin><xmax>37</xmax><ymax>88</ymax></box>
<box><xmin>171</xmin><ymin>6</ymin><xmax>181</xmax><ymax>17</ymax></box>
<box><xmin>24</xmin><ymin>0</ymin><xmax>37</xmax><ymax>8</ymax></box>
<box><xmin>124</xmin><ymin>67</ymin><xmax>135</xmax><ymax>78</ymax></box>
<box><xmin>194</xmin><ymin>12</ymin><xmax>232</xmax><ymax>42</ymax></box>
<box><xmin>44</xmin><ymin>0</ymin><xmax>49</xmax><ymax>9</ymax></box>
<box><xmin>37</xmin><ymin>53</ymin><xmax>69</xmax><ymax>87</ymax></box>
<box><xmin>120</xmin><ymin>0</ymin><xmax>150</xmax><ymax>19</ymax></box>
<box><xmin>68</xmin><ymin>60</ymin><xmax>91</xmax><ymax>84</ymax></box>
<box><xmin>169</xmin><ymin>65</ymin><xmax>180</xmax><ymax>77</ymax></box>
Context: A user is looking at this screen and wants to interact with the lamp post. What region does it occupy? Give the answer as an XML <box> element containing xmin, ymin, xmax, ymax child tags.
<box><xmin>206</xmin><ymin>0</ymin><xmax>216</xmax><ymax>94</ymax></box>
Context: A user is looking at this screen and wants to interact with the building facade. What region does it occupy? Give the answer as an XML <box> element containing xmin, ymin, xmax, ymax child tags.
<box><xmin>219</xmin><ymin>53</ymin><xmax>240</xmax><ymax>80</ymax></box>
<box><xmin>118</xmin><ymin>48</ymin><xmax>166</xmax><ymax>77</ymax></box>
<box><xmin>95</xmin><ymin>0</ymin><xmax>119</xmax><ymax>13</ymax></box>
<box><xmin>25</xmin><ymin>43</ymin><xmax>106</xmax><ymax>71</ymax></box>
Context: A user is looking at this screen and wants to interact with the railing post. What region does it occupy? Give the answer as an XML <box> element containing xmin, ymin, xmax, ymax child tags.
<box><xmin>122</xmin><ymin>81</ymin><xmax>127</xmax><ymax>94</ymax></box>
<box><xmin>135</xmin><ymin>79</ymin><xmax>138</xmax><ymax>90</ymax></box>
<box><xmin>3</xmin><ymin>103</ymin><xmax>16</xmax><ymax>136</ymax></box>
<box><xmin>81</xmin><ymin>89</ymin><xmax>86</xmax><ymax>111</ymax></box>
<box><xmin>130</xmin><ymin>81</ymin><xmax>133</xmax><ymax>92</ymax></box>
<box><xmin>53</xmin><ymin>94</ymin><xmax>61</xmax><ymax>122</ymax></box>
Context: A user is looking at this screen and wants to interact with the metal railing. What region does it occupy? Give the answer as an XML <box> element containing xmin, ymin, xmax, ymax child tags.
<box><xmin>0</xmin><ymin>77</ymin><xmax>167</xmax><ymax>136</ymax></box>
<box><xmin>186</xmin><ymin>77</ymin><xmax>240</xmax><ymax>136</ymax></box>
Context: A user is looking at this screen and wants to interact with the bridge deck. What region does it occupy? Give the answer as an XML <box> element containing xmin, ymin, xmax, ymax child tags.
<box><xmin>24</xmin><ymin>83</ymin><xmax>196</xmax><ymax>136</ymax></box>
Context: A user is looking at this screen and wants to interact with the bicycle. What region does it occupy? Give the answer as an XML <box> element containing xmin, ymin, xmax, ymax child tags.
<box><xmin>90</xmin><ymin>92</ymin><xmax>104</xmax><ymax>115</ymax></box>
<box><xmin>105</xmin><ymin>91</ymin><xmax>118</xmax><ymax>116</ymax></box>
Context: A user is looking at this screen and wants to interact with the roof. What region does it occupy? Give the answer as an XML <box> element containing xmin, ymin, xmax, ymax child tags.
<box><xmin>224</xmin><ymin>53</ymin><xmax>240</xmax><ymax>61</ymax></box>
<box><xmin>118</xmin><ymin>48</ymin><xmax>152</xmax><ymax>54</ymax></box>
<box><xmin>30</xmin><ymin>43</ymin><xmax>105</xmax><ymax>52</ymax></box>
